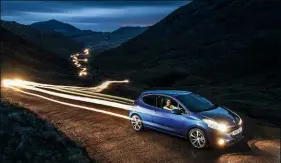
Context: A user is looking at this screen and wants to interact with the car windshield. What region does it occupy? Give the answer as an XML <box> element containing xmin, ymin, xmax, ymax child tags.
<box><xmin>177</xmin><ymin>93</ymin><xmax>215</xmax><ymax>112</ymax></box>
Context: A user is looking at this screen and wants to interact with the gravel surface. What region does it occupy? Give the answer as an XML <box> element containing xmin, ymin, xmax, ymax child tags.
<box><xmin>2</xmin><ymin>88</ymin><xmax>280</xmax><ymax>163</ymax></box>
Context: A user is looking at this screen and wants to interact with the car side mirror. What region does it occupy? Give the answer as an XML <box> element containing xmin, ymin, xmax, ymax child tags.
<box><xmin>171</xmin><ymin>109</ymin><xmax>182</xmax><ymax>115</ymax></box>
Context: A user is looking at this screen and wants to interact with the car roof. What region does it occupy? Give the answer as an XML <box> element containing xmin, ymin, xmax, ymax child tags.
<box><xmin>142</xmin><ymin>90</ymin><xmax>192</xmax><ymax>97</ymax></box>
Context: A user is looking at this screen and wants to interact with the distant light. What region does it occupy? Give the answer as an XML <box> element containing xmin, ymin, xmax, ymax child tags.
<box><xmin>84</xmin><ymin>48</ymin><xmax>90</xmax><ymax>55</ymax></box>
<box><xmin>72</xmin><ymin>49</ymin><xmax>90</xmax><ymax>77</ymax></box>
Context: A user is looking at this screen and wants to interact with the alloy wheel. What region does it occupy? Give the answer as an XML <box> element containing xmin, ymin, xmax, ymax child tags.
<box><xmin>131</xmin><ymin>115</ymin><xmax>143</xmax><ymax>131</ymax></box>
<box><xmin>189</xmin><ymin>128</ymin><xmax>207</xmax><ymax>148</ymax></box>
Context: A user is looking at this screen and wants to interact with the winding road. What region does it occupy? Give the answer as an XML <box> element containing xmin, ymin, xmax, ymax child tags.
<box><xmin>1</xmin><ymin>82</ymin><xmax>280</xmax><ymax>163</ymax></box>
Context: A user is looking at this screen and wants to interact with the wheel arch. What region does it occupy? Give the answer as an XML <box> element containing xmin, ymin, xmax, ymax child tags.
<box><xmin>130</xmin><ymin>113</ymin><xmax>142</xmax><ymax>119</ymax></box>
<box><xmin>186</xmin><ymin>125</ymin><xmax>208</xmax><ymax>139</ymax></box>
<box><xmin>130</xmin><ymin>113</ymin><xmax>144</xmax><ymax>131</ymax></box>
<box><xmin>186</xmin><ymin>126</ymin><xmax>210</xmax><ymax>148</ymax></box>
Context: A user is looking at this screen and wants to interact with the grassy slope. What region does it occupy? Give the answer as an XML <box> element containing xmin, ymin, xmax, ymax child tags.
<box><xmin>0</xmin><ymin>100</ymin><xmax>96</xmax><ymax>163</ymax></box>
<box><xmin>1</xmin><ymin>20</ymin><xmax>83</xmax><ymax>59</ymax></box>
<box><xmin>1</xmin><ymin>26</ymin><xmax>82</xmax><ymax>84</ymax></box>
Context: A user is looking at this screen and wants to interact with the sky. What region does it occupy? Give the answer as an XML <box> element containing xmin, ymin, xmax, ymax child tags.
<box><xmin>1</xmin><ymin>1</ymin><xmax>188</xmax><ymax>32</ymax></box>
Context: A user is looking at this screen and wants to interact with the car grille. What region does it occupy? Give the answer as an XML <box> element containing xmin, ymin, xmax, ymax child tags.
<box><xmin>231</xmin><ymin>131</ymin><xmax>243</xmax><ymax>139</ymax></box>
<box><xmin>229</xmin><ymin>125</ymin><xmax>241</xmax><ymax>132</ymax></box>
<box><xmin>229</xmin><ymin>125</ymin><xmax>243</xmax><ymax>139</ymax></box>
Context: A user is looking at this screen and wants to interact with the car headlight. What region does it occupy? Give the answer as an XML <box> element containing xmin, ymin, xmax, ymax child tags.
<box><xmin>238</xmin><ymin>118</ymin><xmax>242</xmax><ymax>125</ymax></box>
<box><xmin>203</xmin><ymin>119</ymin><xmax>228</xmax><ymax>133</ymax></box>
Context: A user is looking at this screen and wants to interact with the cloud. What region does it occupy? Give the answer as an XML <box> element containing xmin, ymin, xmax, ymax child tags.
<box><xmin>1</xmin><ymin>1</ymin><xmax>189</xmax><ymax>31</ymax></box>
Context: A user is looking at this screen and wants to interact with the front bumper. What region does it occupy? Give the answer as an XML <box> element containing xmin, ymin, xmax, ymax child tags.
<box><xmin>206</xmin><ymin>125</ymin><xmax>244</xmax><ymax>147</ymax></box>
<box><xmin>224</xmin><ymin>134</ymin><xmax>244</xmax><ymax>147</ymax></box>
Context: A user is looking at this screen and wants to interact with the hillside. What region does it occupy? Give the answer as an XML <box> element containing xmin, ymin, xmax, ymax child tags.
<box><xmin>1</xmin><ymin>20</ymin><xmax>83</xmax><ymax>58</ymax></box>
<box><xmin>93</xmin><ymin>0</ymin><xmax>281</xmax><ymax>126</ymax></box>
<box><xmin>71</xmin><ymin>26</ymin><xmax>149</xmax><ymax>53</ymax></box>
<box><xmin>93</xmin><ymin>0</ymin><xmax>280</xmax><ymax>86</ymax></box>
<box><xmin>1</xmin><ymin>26</ymin><xmax>78</xmax><ymax>83</ymax></box>
<box><xmin>0</xmin><ymin>101</ymin><xmax>95</xmax><ymax>163</ymax></box>
<box><xmin>30</xmin><ymin>19</ymin><xmax>80</xmax><ymax>35</ymax></box>
<box><xmin>108</xmin><ymin>26</ymin><xmax>150</xmax><ymax>47</ymax></box>
<box><xmin>70</xmin><ymin>31</ymin><xmax>110</xmax><ymax>53</ymax></box>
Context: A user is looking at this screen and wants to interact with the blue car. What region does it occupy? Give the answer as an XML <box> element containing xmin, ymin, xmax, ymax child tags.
<box><xmin>129</xmin><ymin>90</ymin><xmax>243</xmax><ymax>148</ymax></box>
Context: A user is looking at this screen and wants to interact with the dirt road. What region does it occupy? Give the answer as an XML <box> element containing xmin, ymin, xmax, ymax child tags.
<box><xmin>2</xmin><ymin>88</ymin><xmax>280</xmax><ymax>163</ymax></box>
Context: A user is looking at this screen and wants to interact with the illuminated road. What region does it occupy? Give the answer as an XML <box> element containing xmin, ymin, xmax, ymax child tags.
<box><xmin>1</xmin><ymin>80</ymin><xmax>280</xmax><ymax>163</ymax></box>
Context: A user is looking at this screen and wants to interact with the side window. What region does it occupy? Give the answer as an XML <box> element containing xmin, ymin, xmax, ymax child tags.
<box><xmin>160</xmin><ymin>96</ymin><xmax>187</xmax><ymax>114</ymax></box>
<box><xmin>156</xmin><ymin>96</ymin><xmax>165</xmax><ymax>108</ymax></box>
<box><xmin>142</xmin><ymin>95</ymin><xmax>157</xmax><ymax>107</ymax></box>
<box><xmin>160</xmin><ymin>96</ymin><xmax>179</xmax><ymax>111</ymax></box>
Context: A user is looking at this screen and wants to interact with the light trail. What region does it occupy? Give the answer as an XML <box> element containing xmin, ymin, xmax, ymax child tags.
<box><xmin>84</xmin><ymin>48</ymin><xmax>89</xmax><ymax>55</ymax></box>
<box><xmin>32</xmin><ymin>84</ymin><xmax>134</xmax><ymax>103</ymax></box>
<box><xmin>86</xmin><ymin>79</ymin><xmax>130</xmax><ymax>92</ymax></box>
<box><xmin>7</xmin><ymin>86</ymin><xmax>130</xmax><ymax>120</ymax></box>
<box><xmin>71</xmin><ymin>48</ymin><xmax>90</xmax><ymax>77</ymax></box>
<box><xmin>2</xmin><ymin>79</ymin><xmax>134</xmax><ymax>109</ymax></box>
<box><xmin>76</xmin><ymin>59</ymin><xmax>88</xmax><ymax>62</ymax></box>
<box><xmin>6</xmin><ymin>86</ymin><xmax>159</xmax><ymax>128</ymax></box>
<box><xmin>57</xmin><ymin>88</ymin><xmax>134</xmax><ymax>103</ymax></box>
<box><xmin>2</xmin><ymin>79</ymin><xmax>85</xmax><ymax>90</ymax></box>
<box><xmin>79</xmin><ymin>67</ymin><xmax>87</xmax><ymax>76</ymax></box>
<box><xmin>3</xmin><ymin>80</ymin><xmax>160</xmax><ymax>127</ymax></box>
<box><xmin>4</xmin><ymin>79</ymin><xmax>131</xmax><ymax>96</ymax></box>
<box><xmin>36</xmin><ymin>86</ymin><xmax>132</xmax><ymax>105</ymax></box>
<box><xmin>20</xmin><ymin>85</ymin><xmax>132</xmax><ymax>110</ymax></box>
<box><xmin>33</xmin><ymin>85</ymin><xmax>134</xmax><ymax>103</ymax></box>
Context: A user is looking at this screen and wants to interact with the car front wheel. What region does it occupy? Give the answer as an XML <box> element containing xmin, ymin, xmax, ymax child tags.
<box><xmin>188</xmin><ymin>128</ymin><xmax>207</xmax><ymax>149</ymax></box>
<box><xmin>131</xmin><ymin>114</ymin><xmax>143</xmax><ymax>131</ymax></box>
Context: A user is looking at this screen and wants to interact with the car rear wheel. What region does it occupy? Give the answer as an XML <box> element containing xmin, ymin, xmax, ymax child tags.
<box><xmin>131</xmin><ymin>114</ymin><xmax>143</xmax><ymax>131</ymax></box>
<box><xmin>188</xmin><ymin>128</ymin><xmax>207</xmax><ymax>149</ymax></box>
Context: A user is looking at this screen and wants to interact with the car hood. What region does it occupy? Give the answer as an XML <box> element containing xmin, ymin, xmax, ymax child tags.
<box><xmin>198</xmin><ymin>106</ymin><xmax>240</xmax><ymax>126</ymax></box>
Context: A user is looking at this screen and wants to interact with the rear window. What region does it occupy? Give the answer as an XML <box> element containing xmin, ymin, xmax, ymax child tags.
<box><xmin>142</xmin><ymin>95</ymin><xmax>157</xmax><ymax>107</ymax></box>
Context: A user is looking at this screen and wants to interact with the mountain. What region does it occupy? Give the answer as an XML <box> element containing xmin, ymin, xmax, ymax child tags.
<box><xmin>1</xmin><ymin>21</ymin><xmax>83</xmax><ymax>59</ymax></box>
<box><xmin>71</xmin><ymin>26</ymin><xmax>149</xmax><ymax>53</ymax></box>
<box><xmin>91</xmin><ymin>0</ymin><xmax>281</xmax><ymax>126</ymax></box>
<box><xmin>1</xmin><ymin>26</ymin><xmax>78</xmax><ymax>82</ymax></box>
<box><xmin>93</xmin><ymin>0</ymin><xmax>280</xmax><ymax>86</ymax></box>
<box><xmin>30</xmin><ymin>19</ymin><xmax>80</xmax><ymax>34</ymax></box>
<box><xmin>29</xmin><ymin>19</ymin><xmax>149</xmax><ymax>53</ymax></box>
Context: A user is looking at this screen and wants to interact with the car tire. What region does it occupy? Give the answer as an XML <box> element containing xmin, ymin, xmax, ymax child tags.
<box><xmin>131</xmin><ymin>114</ymin><xmax>143</xmax><ymax>131</ymax></box>
<box><xmin>188</xmin><ymin>128</ymin><xmax>208</xmax><ymax>149</ymax></box>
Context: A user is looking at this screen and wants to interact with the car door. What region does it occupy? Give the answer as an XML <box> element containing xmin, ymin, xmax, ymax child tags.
<box><xmin>139</xmin><ymin>95</ymin><xmax>159</xmax><ymax>128</ymax></box>
<box><xmin>152</xmin><ymin>96</ymin><xmax>187</xmax><ymax>136</ymax></box>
